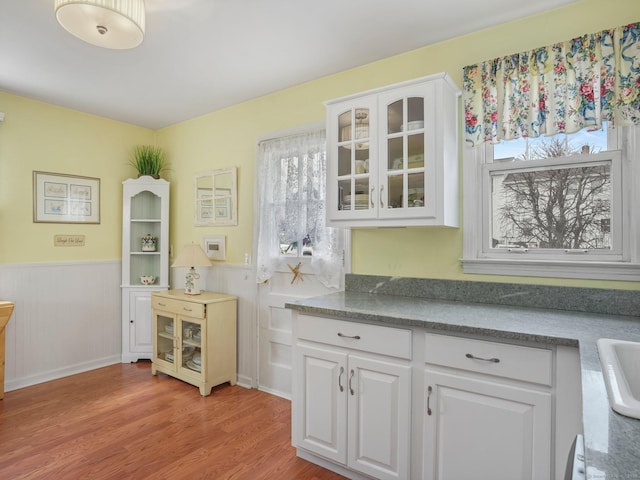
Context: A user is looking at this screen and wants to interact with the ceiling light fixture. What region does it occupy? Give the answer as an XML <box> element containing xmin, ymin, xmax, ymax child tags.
<box><xmin>54</xmin><ymin>0</ymin><xmax>145</xmax><ymax>50</ymax></box>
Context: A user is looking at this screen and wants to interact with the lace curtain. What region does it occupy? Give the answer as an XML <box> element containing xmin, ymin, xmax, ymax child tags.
<box><xmin>256</xmin><ymin>128</ymin><xmax>344</xmax><ymax>288</ymax></box>
<box><xmin>463</xmin><ymin>22</ymin><xmax>640</xmax><ymax>146</ymax></box>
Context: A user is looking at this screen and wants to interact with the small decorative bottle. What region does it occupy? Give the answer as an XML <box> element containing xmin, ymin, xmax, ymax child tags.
<box><xmin>141</xmin><ymin>234</ymin><xmax>157</xmax><ymax>252</ymax></box>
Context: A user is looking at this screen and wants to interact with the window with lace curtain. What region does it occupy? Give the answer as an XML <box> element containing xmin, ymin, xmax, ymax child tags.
<box><xmin>256</xmin><ymin>128</ymin><xmax>346</xmax><ymax>288</ymax></box>
<box><xmin>461</xmin><ymin>22</ymin><xmax>640</xmax><ymax>281</ymax></box>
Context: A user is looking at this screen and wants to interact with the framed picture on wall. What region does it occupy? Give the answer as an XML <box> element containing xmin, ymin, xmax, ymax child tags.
<box><xmin>33</xmin><ymin>171</ymin><xmax>100</xmax><ymax>224</ymax></box>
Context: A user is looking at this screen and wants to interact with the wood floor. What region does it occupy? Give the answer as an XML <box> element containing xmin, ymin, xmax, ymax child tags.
<box><xmin>0</xmin><ymin>362</ymin><xmax>346</xmax><ymax>480</ymax></box>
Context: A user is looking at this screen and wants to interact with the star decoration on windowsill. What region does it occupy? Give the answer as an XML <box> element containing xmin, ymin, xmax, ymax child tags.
<box><xmin>288</xmin><ymin>262</ymin><xmax>304</xmax><ymax>284</ymax></box>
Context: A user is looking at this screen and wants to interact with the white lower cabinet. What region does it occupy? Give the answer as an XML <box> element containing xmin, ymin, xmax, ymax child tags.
<box><xmin>421</xmin><ymin>333</ymin><xmax>555</xmax><ymax>480</ymax></box>
<box><xmin>121</xmin><ymin>288</ymin><xmax>158</xmax><ymax>362</ymax></box>
<box><xmin>293</xmin><ymin>315</ymin><xmax>412</xmax><ymax>480</ymax></box>
<box><xmin>292</xmin><ymin>315</ymin><xmax>581</xmax><ymax>480</ymax></box>
<box><xmin>422</xmin><ymin>370</ymin><xmax>552</xmax><ymax>480</ymax></box>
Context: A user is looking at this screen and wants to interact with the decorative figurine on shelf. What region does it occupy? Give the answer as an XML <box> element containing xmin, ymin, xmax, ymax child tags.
<box><xmin>140</xmin><ymin>275</ymin><xmax>156</xmax><ymax>285</ymax></box>
<box><xmin>142</xmin><ymin>234</ymin><xmax>157</xmax><ymax>252</ymax></box>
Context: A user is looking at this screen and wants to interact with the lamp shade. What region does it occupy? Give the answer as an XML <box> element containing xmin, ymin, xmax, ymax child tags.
<box><xmin>172</xmin><ymin>244</ymin><xmax>212</xmax><ymax>268</ymax></box>
<box><xmin>55</xmin><ymin>0</ymin><xmax>145</xmax><ymax>49</ymax></box>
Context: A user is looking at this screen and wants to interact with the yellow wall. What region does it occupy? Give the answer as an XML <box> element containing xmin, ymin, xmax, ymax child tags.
<box><xmin>159</xmin><ymin>0</ymin><xmax>640</xmax><ymax>290</ymax></box>
<box><xmin>2</xmin><ymin>0</ymin><xmax>639</xmax><ymax>290</ymax></box>
<box><xmin>0</xmin><ymin>92</ymin><xmax>154</xmax><ymax>263</ymax></box>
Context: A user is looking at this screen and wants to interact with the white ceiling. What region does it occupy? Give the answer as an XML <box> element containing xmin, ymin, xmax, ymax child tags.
<box><xmin>0</xmin><ymin>0</ymin><xmax>577</xmax><ymax>130</ymax></box>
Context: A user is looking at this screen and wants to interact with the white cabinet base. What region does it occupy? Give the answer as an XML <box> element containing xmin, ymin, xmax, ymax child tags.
<box><xmin>121</xmin><ymin>287</ymin><xmax>156</xmax><ymax>363</ymax></box>
<box><xmin>291</xmin><ymin>313</ymin><xmax>582</xmax><ymax>480</ymax></box>
<box><xmin>293</xmin><ymin>315</ymin><xmax>411</xmax><ymax>480</ymax></box>
<box><xmin>422</xmin><ymin>370</ymin><xmax>552</xmax><ymax>480</ymax></box>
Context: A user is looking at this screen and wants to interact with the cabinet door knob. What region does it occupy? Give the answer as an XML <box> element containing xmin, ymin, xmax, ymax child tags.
<box><xmin>338</xmin><ymin>366</ymin><xmax>344</xmax><ymax>393</ymax></box>
<box><xmin>427</xmin><ymin>385</ymin><xmax>433</xmax><ymax>416</ymax></box>
<box><xmin>380</xmin><ymin>184</ymin><xmax>385</xmax><ymax>208</ymax></box>
<box><xmin>370</xmin><ymin>186</ymin><xmax>375</xmax><ymax>208</ymax></box>
<box><xmin>465</xmin><ymin>353</ymin><xmax>500</xmax><ymax>363</ymax></box>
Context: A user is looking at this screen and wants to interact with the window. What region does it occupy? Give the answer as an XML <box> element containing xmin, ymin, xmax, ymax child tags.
<box><xmin>462</xmin><ymin>125</ymin><xmax>640</xmax><ymax>281</ymax></box>
<box><xmin>460</xmin><ymin>23</ymin><xmax>640</xmax><ymax>280</ymax></box>
<box><xmin>256</xmin><ymin>127</ymin><xmax>347</xmax><ymax>288</ymax></box>
<box><xmin>276</xmin><ymin>154</ymin><xmax>321</xmax><ymax>258</ymax></box>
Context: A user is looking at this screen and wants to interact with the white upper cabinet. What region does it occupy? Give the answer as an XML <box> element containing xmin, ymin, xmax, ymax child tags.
<box><xmin>326</xmin><ymin>73</ymin><xmax>460</xmax><ymax>228</ymax></box>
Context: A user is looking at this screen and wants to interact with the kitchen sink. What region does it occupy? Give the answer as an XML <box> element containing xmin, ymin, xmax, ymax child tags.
<box><xmin>597</xmin><ymin>338</ymin><xmax>640</xmax><ymax>419</ymax></box>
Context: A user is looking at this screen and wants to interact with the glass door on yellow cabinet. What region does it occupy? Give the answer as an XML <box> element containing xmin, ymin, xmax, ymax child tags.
<box><xmin>178</xmin><ymin>317</ymin><xmax>204</xmax><ymax>377</ymax></box>
<box><xmin>154</xmin><ymin>311</ymin><xmax>176</xmax><ymax>369</ymax></box>
<box><xmin>378</xmin><ymin>84</ymin><xmax>436</xmax><ymax>220</ymax></box>
<box><xmin>326</xmin><ymin>96</ymin><xmax>378</xmax><ymax>220</ymax></box>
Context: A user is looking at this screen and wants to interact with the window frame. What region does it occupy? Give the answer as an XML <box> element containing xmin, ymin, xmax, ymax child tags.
<box><xmin>461</xmin><ymin>126</ymin><xmax>640</xmax><ymax>281</ymax></box>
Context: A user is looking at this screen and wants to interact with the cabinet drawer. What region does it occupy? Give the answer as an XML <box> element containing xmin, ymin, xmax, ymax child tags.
<box><xmin>425</xmin><ymin>333</ymin><xmax>552</xmax><ymax>386</ymax></box>
<box><xmin>297</xmin><ymin>314</ymin><xmax>412</xmax><ymax>360</ymax></box>
<box><xmin>152</xmin><ymin>297</ymin><xmax>204</xmax><ymax>319</ymax></box>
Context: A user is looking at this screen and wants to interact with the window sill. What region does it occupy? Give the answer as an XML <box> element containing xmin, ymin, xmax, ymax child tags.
<box><xmin>461</xmin><ymin>258</ymin><xmax>640</xmax><ymax>281</ymax></box>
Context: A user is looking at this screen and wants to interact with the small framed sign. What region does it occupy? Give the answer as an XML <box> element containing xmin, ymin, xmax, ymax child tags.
<box><xmin>202</xmin><ymin>235</ymin><xmax>226</xmax><ymax>261</ymax></box>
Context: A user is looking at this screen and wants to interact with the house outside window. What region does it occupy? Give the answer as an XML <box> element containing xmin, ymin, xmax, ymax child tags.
<box><xmin>462</xmin><ymin>124</ymin><xmax>640</xmax><ymax>280</ymax></box>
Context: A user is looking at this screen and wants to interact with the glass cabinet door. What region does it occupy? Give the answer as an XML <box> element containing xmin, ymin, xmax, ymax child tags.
<box><xmin>327</xmin><ymin>95</ymin><xmax>377</xmax><ymax>221</ymax></box>
<box><xmin>154</xmin><ymin>311</ymin><xmax>175</xmax><ymax>367</ymax></box>
<box><xmin>337</xmin><ymin>108</ymin><xmax>372</xmax><ymax>213</ymax></box>
<box><xmin>179</xmin><ymin>318</ymin><xmax>203</xmax><ymax>376</ymax></box>
<box><xmin>380</xmin><ymin>94</ymin><xmax>429</xmax><ymax>219</ymax></box>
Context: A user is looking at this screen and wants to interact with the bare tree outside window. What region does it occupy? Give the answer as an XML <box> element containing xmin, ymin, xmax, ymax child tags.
<box><xmin>491</xmin><ymin>138</ymin><xmax>612</xmax><ymax>251</ymax></box>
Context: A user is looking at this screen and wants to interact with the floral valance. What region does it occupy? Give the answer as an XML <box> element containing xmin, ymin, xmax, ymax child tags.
<box><xmin>463</xmin><ymin>22</ymin><xmax>640</xmax><ymax>146</ymax></box>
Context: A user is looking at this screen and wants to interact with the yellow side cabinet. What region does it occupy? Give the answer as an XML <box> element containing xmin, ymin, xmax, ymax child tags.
<box><xmin>151</xmin><ymin>289</ymin><xmax>237</xmax><ymax>396</ymax></box>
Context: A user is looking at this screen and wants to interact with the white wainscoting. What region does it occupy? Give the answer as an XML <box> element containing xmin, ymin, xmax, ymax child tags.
<box><xmin>0</xmin><ymin>261</ymin><xmax>122</xmax><ymax>392</ymax></box>
<box><xmin>1</xmin><ymin>261</ymin><xmax>258</xmax><ymax>394</ymax></box>
<box><xmin>173</xmin><ymin>263</ymin><xmax>258</xmax><ymax>390</ymax></box>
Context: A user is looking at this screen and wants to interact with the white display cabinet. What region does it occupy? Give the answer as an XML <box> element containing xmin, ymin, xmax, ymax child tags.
<box><xmin>121</xmin><ymin>176</ymin><xmax>170</xmax><ymax>363</ymax></box>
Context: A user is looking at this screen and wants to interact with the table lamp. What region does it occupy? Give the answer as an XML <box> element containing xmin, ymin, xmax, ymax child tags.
<box><xmin>172</xmin><ymin>243</ymin><xmax>211</xmax><ymax>295</ymax></box>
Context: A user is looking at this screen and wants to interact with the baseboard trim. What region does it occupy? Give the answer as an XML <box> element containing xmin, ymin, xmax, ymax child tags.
<box><xmin>5</xmin><ymin>355</ymin><xmax>122</xmax><ymax>392</ymax></box>
<box><xmin>257</xmin><ymin>385</ymin><xmax>291</xmax><ymax>401</ymax></box>
<box><xmin>296</xmin><ymin>449</ymin><xmax>369</xmax><ymax>480</ymax></box>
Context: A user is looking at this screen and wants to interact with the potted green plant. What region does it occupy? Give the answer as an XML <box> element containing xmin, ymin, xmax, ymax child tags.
<box><xmin>129</xmin><ymin>145</ymin><xmax>168</xmax><ymax>179</ymax></box>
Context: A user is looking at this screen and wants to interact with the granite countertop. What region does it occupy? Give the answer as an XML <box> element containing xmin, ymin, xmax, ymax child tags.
<box><xmin>286</xmin><ymin>289</ymin><xmax>640</xmax><ymax>479</ymax></box>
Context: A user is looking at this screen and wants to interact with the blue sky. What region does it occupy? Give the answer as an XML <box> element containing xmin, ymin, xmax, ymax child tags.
<box><xmin>494</xmin><ymin>124</ymin><xmax>609</xmax><ymax>159</ymax></box>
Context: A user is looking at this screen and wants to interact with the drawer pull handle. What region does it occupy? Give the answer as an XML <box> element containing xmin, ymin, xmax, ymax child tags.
<box><xmin>158</xmin><ymin>302</ymin><xmax>167</xmax><ymax>307</ymax></box>
<box><xmin>183</xmin><ymin>307</ymin><xmax>193</xmax><ymax>312</ymax></box>
<box><xmin>427</xmin><ymin>385</ymin><xmax>433</xmax><ymax>416</ymax></box>
<box><xmin>338</xmin><ymin>366</ymin><xmax>344</xmax><ymax>392</ymax></box>
<box><xmin>337</xmin><ymin>332</ymin><xmax>361</xmax><ymax>340</ymax></box>
<box><xmin>349</xmin><ymin>369</ymin><xmax>355</xmax><ymax>396</ymax></box>
<box><xmin>465</xmin><ymin>353</ymin><xmax>500</xmax><ymax>363</ymax></box>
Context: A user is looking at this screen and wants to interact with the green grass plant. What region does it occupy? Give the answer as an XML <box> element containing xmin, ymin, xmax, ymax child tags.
<box><xmin>129</xmin><ymin>145</ymin><xmax>167</xmax><ymax>178</ymax></box>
